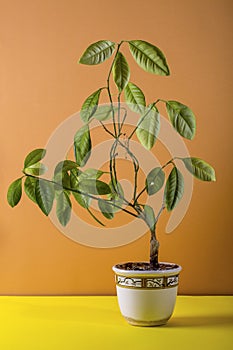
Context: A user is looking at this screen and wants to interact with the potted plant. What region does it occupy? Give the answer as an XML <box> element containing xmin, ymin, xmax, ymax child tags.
<box><xmin>7</xmin><ymin>39</ymin><xmax>215</xmax><ymax>326</ymax></box>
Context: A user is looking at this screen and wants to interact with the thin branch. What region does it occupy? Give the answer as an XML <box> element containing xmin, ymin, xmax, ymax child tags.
<box><xmin>128</xmin><ymin>99</ymin><xmax>160</xmax><ymax>140</ymax></box>
<box><xmin>23</xmin><ymin>171</ymin><xmax>140</xmax><ymax>219</ymax></box>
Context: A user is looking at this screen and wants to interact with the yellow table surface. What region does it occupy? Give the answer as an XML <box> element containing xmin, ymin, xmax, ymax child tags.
<box><xmin>0</xmin><ymin>296</ymin><xmax>232</xmax><ymax>350</ymax></box>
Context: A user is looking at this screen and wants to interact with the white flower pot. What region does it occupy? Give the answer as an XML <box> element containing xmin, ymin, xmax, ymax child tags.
<box><xmin>113</xmin><ymin>262</ymin><xmax>182</xmax><ymax>326</ymax></box>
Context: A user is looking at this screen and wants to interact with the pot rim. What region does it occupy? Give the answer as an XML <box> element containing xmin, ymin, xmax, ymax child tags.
<box><xmin>112</xmin><ymin>261</ymin><xmax>182</xmax><ymax>276</ymax></box>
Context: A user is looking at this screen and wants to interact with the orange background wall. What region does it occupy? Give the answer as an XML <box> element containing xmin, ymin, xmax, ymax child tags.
<box><xmin>1</xmin><ymin>0</ymin><xmax>232</xmax><ymax>295</ymax></box>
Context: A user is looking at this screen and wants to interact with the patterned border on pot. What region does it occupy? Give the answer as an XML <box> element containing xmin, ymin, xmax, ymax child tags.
<box><xmin>115</xmin><ymin>274</ymin><xmax>179</xmax><ymax>289</ymax></box>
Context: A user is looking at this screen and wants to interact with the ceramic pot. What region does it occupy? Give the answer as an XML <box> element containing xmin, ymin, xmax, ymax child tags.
<box><xmin>112</xmin><ymin>262</ymin><xmax>182</xmax><ymax>326</ymax></box>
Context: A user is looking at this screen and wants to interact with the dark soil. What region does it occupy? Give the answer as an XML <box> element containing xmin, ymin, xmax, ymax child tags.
<box><xmin>115</xmin><ymin>262</ymin><xmax>179</xmax><ymax>271</ymax></box>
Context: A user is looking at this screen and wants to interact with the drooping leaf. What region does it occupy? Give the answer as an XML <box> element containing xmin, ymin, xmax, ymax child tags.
<box><xmin>24</xmin><ymin>149</ymin><xmax>46</xmax><ymax>169</ymax></box>
<box><xmin>56</xmin><ymin>191</ymin><xmax>72</xmax><ymax>226</ymax></box>
<box><xmin>128</xmin><ymin>40</ymin><xmax>170</xmax><ymax>75</ymax></box>
<box><xmin>165</xmin><ymin>167</ymin><xmax>184</xmax><ymax>211</ymax></box>
<box><xmin>24</xmin><ymin>162</ymin><xmax>47</xmax><ymax>176</ymax></box>
<box><xmin>73</xmin><ymin>191</ymin><xmax>91</xmax><ymax>209</ymax></box>
<box><xmin>124</xmin><ymin>82</ymin><xmax>146</xmax><ymax>114</ymax></box>
<box><xmin>78</xmin><ymin>179</ymin><xmax>111</xmax><ymax>195</ymax></box>
<box><xmin>146</xmin><ymin>167</ymin><xmax>165</xmax><ymax>195</ymax></box>
<box><xmin>80</xmin><ymin>89</ymin><xmax>102</xmax><ymax>123</ymax></box>
<box><xmin>54</xmin><ymin>171</ymin><xmax>71</xmax><ymax>191</ymax></box>
<box><xmin>182</xmin><ymin>157</ymin><xmax>216</xmax><ymax>181</ymax></box>
<box><xmin>166</xmin><ymin>101</ymin><xmax>196</xmax><ymax>140</ymax></box>
<box><xmin>143</xmin><ymin>205</ymin><xmax>156</xmax><ymax>231</ymax></box>
<box><xmin>113</xmin><ymin>52</ymin><xmax>130</xmax><ymax>92</ymax></box>
<box><xmin>7</xmin><ymin>178</ymin><xmax>22</xmax><ymax>207</ymax></box>
<box><xmin>79</xmin><ymin>40</ymin><xmax>115</xmax><ymax>65</ymax></box>
<box><xmin>35</xmin><ymin>179</ymin><xmax>55</xmax><ymax>216</ymax></box>
<box><xmin>24</xmin><ymin>177</ymin><xmax>38</xmax><ymax>203</ymax></box>
<box><xmin>74</xmin><ymin>125</ymin><xmax>91</xmax><ymax>167</ymax></box>
<box><xmin>136</xmin><ymin>104</ymin><xmax>160</xmax><ymax>149</ymax></box>
<box><xmin>98</xmin><ymin>199</ymin><xmax>114</xmax><ymax>219</ymax></box>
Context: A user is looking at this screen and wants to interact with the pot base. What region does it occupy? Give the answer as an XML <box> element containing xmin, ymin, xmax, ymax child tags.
<box><xmin>124</xmin><ymin>316</ymin><xmax>169</xmax><ymax>327</ymax></box>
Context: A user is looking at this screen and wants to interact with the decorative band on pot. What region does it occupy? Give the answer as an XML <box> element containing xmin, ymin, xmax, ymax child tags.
<box><xmin>115</xmin><ymin>274</ymin><xmax>179</xmax><ymax>289</ymax></box>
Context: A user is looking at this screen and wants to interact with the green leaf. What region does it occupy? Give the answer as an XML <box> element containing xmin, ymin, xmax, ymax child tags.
<box><xmin>78</xmin><ymin>179</ymin><xmax>111</xmax><ymax>195</ymax></box>
<box><xmin>143</xmin><ymin>205</ymin><xmax>156</xmax><ymax>231</ymax></box>
<box><xmin>107</xmin><ymin>180</ymin><xmax>124</xmax><ymax>212</ymax></box>
<box><xmin>166</xmin><ymin>101</ymin><xmax>196</xmax><ymax>140</ymax></box>
<box><xmin>74</xmin><ymin>125</ymin><xmax>91</xmax><ymax>167</ymax></box>
<box><xmin>165</xmin><ymin>167</ymin><xmax>184</xmax><ymax>211</ymax></box>
<box><xmin>136</xmin><ymin>104</ymin><xmax>160</xmax><ymax>149</ymax></box>
<box><xmin>79</xmin><ymin>40</ymin><xmax>115</xmax><ymax>65</ymax></box>
<box><xmin>54</xmin><ymin>160</ymin><xmax>79</xmax><ymax>175</ymax></box>
<box><xmin>124</xmin><ymin>82</ymin><xmax>146</xmax><ymax>114</ymax></box>
<box><xmin>146</xmin><ymin>167</ymin><xmax>165</xmax><ymax>195</ymax></box>
<box><xmin>56</xmin><ymin>191</ymin><xmax>72</xmax><ymax>226</ymax></box>
<box><xmin>7</xmin><ymin>178</ymin><xmax>22</xmax><ymax>207</ymax></box>
<box><xmin>73</xmin><ymin>191</ymin><xmax>91</xmax><ymax>209</ymax></box>
<box><xmin>24</xmin><ymin>162</ymin><xmax>47</xmax><ymax>176</ymax></box>
<box><xmin>24</xmin><ymin>177</ymin><xmax>38</xmax><ymax>203</ymax></box>
<box><xmin>113</xmin><ymin>52</ymin><xmax>130</xmax><ymax>92</ymax></box>
<box><xmin>35</xmin><ymin>179</ymin><xmax>55</xmax><ymax>216</ymax></box>
<box><xmin>78</xmin><ymin>168</ymin><xmax>104</xmax><ymax>180</ymax></box>
<box><xmin>182</xmin><ymin>157</ymin><xmax>216</xmax><ymax>181</ymax></box>
<box><xmin>129</xmin><ymin>40</ymin><xmax>170</xmax><ymax>75</ymax></box>
<box><xmin>80</xmin><ymin>89</ymin><xmax>102</xmax><ymax>123</ymax></box>
<box><xmin>98</xmin><ymin>199</ymin><xmax>114</xmax><ymax>219</ymax></box>
<box><xmin>24</xmin><ymin>149</ymin><xmax>46</xmax><ymax>168</ymax></box>
<box><xmin>70</xmin><ymin>168</ymin><xmax>80</xmax><ymax>188</ymax></box>
<box><xmin>54</xmin><ymin>171</ymin><xmax>71</xmax><ymax>191</ymax></box>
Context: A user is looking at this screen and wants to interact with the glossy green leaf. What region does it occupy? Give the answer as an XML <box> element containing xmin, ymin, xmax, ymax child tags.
<box><xmin>24</xmin><ymin>177</ymin><xmax>38</xmax><ymax>203</ymax></box>
<box><xmin>80</xmin><ymin>89</ymin><xmax>102</xmax><ymax>123</ymax></box>
<box><xmin>146</xmin><ymin>167</ymin><xmax>165</xmax><ymax>195</ymax></box>
<box><xmin>136</xmin><ymin>105</ymin><xmax>160</xmax><ymax>149</ymax></box>
<box><xmin>166</xmin><ymin>101</ymin><xmax>196</xmax><ymax>140</ymax></box>
<box><xmin>79</xmin><ymin>40</ymin><xmax>115</xmax><ymax>65</ymax></box>
<box><xmin>7</xmin><ymin>178</ymin><xmax>22</xmax><ymax>207</ymax></box>
<box><xmin>73</xmin><ymin>191</ymin><xmax>91</xmax><ymax>209</ymax></box>
<box><xmin>98</xmin><ymin>199</ymin><xmax>114</xmax><ymax>219</ymax></box>
<box><xmin>113</xmin><ymin>52</ymin><xmax>130</xmax><ymax>92</ymax></box>
<box><xmin>129</xmin><ymin>40</ymin><xmax>170</xmax><ymax>75</ymax></box>
<box><xmin>78</xmin><ymin>179</ymin><xmax>111</xmax><ymax>195</ymax></box>
<box><xmin>182</xmin><ymin>157</ymin><xmax>216</xmax><ymax>181</ymax></box>
<box><xmin>74</xmin><ymin>125</ymin><xmax>91</xmax><ymax>167</ymax></box>
<box><xmin>56</xmin><ymin>191</ymin><xmax>72</xmax><ymax>226</ymax></box>
<box><xmin>165</xmin><ymin>167</ymin><xmax>184</xmax><ymax>211</ymax></box>
<box><xmin>124</xmin><ymin>82</ymin><xmax>146</xmax><ymax>114</ymax></box>
<box><xmin>35</xmin><ymin>179</ymin><xmax>55</xmax><ymax>216</ymax></box>
<box><xmin>143</xmin><ymin>205</ymin><xmax>156</xmax><ymax>231</ymax></box>
<box><xmin>24</xmin><ymin>149</ymin><xmax>46</xmax><ymax>168</ymax></box>
<box><xmin>70</xmin><ymin>168</ymin><xmax>80</xmax><ymax>187</ymax></box>
<box><xmin>24</xmin><ymin>162</ymin><xmax>47</xmax><ymax>176</ymax></box>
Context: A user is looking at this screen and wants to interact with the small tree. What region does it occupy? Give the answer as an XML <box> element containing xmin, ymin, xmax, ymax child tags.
<box><xmin>7</xmin><ymin>40</ymin><xmax>216</xmax><ymax>269</ymax></box>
